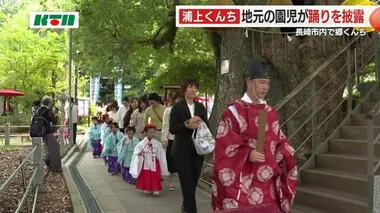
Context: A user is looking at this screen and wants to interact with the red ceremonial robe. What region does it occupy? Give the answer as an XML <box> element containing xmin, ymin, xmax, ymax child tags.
<box><xmin>211</xmin><ymin>100</ymin><xmax>297</xmax><ymax>213</ymax></box>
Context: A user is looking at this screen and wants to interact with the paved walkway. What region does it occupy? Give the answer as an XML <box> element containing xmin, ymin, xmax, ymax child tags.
<box><xmin>77</xmin><ymin>149</ymin><xmax>212</xmax><ymax>213</ymax></box>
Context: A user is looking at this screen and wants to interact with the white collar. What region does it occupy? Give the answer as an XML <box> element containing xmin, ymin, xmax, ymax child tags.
<box><xmin>241</xmin><ymin>93</ymin><xmax>253</xmax><ymax>103</ymax></box>
<box><xmin>241</xmin><ymin>93</ymin><xmax>267</xmax><ymax>105</ymax></box>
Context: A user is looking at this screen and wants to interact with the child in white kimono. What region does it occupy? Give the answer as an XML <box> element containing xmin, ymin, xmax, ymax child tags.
<box><xmin>130</xmin><ymin>124</ymin><xmax>169</xmax><ymax>195</ymax></box>
<box><xmin>117</xmin><ymin>126</ymin><xmax>140</xmax><ymax>184</ymax></box>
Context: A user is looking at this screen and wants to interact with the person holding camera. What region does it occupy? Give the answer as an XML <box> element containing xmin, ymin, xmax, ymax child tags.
<box><xmin>35</xmin><ymin>96</ymin><xmax>61</xmax><ymax>172</ymax></box>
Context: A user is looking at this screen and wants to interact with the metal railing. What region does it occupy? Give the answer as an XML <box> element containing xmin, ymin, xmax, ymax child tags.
<box><xmin>274</xmin><ymin>36</ymin><xmax>374</xmax><ymax>167</ymax></box>
<box><xmin>0</xmin><ymin>137</ymin><xmax>44</xmax><ymax>213</ymax></box>
<box><xmin>0</xmin><ymin>124</ymin><xmax>71</xmax><ymax>156</ymax></box>
<box><xmin>365</xmin><ymin>103</ymin><xmax>380</xmax><ymax>213</ymax></box>
<box><xmin>199</xmin><ymin>34</ymin><xmax>377</xmax><ymax>187</ymax></box>
<box><xmin>365</xmin><ymin>30</ymin><xmax>380</xmax><ymax>212</ymax></box>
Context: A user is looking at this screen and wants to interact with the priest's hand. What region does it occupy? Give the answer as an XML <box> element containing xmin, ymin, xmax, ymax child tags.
<box><xmin>249</xmin><ymin>150</ymin><xmax>265</xmax><ymax>162</ymax></box>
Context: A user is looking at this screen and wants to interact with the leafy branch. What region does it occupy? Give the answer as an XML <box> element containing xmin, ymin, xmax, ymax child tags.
<box><xmin>138</xmin><ymin>0</ymin><xmax>179</xmax><ymax>53</ymax></box>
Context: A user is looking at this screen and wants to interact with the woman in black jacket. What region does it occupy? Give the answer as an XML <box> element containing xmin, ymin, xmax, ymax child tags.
<box><xmin>169</xmin><ymin>79</ymin><xmax>207</xmax><ymax>213</ymax></box>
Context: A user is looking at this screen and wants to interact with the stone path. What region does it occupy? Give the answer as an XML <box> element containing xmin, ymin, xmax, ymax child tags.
<box><xmin>77</xmin><ymin>150</ymin><xmax>212</xmax><ymax>213</ymax></box>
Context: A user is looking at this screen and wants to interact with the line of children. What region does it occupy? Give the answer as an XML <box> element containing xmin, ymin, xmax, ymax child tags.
<box><xmin>86</xmin><ymin>120</ymin><xmax>169</xmax><ymax>195</ymax></box>
<box><xmin>117</xmin><ymin>126</ymin><xmax>140</xmax><ymax>184</ymax></box>
<box><xmin>101</xmin><ymin>122</ymin><xmax>124</xmax><ymax>175</ymax></box>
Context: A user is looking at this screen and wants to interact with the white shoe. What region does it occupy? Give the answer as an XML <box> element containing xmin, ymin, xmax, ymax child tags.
<box><xmin>144</xmin><ymin>190</ymin><xmax>150</xmax><ymax>194</ymax></box>
<box><xmin>153</xmin><ymin>191</ymin><xmax>160</xmax><ymax>195</ymax></box>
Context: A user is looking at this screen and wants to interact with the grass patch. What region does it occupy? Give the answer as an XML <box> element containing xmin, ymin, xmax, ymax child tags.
<box><xmin>0</xmin><ymin>137</ymin><xmax>31</xmax><ymax>146</ymax></box>
<box><xmin>0</xmin><ymin>145</ymin><xmax>20</xmax><ymax>151</ymax></box>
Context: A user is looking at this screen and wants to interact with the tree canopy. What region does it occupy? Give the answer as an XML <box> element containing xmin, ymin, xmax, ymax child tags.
<box><xmin>74</xmin><ymin>0</ymin><xmax>216</xmax><ymax>95</ymax></box>
<box><xmin>0</xmin><ymin>0</ymin><xmax>217</xmax><ymax>112</ymax></box>
<box><xmin>0</xmin><ymin>1</ymin><xmax>70</xmax><ymax>109</ymax></box>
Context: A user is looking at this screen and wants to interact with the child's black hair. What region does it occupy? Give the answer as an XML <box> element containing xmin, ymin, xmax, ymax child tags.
<box><xmin>91</xmin><ymin>116</ymin><xmax>99</xmax><ymax>121</ymax></box>
<box><xmin>109</xmin><ymin>122</ymin><xmax>119</xmax><ymax>128</ymax></box>
<box><xmin>125</xmin><ymin>126</ymin><xmax>136</xmax><ymax>133</ymax></box>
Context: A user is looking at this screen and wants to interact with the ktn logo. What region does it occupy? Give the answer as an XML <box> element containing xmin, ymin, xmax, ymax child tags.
<box><xmin>30</xmin><ymin>12</ymin><xmax>79</xmax><ymax>29</ymax></box>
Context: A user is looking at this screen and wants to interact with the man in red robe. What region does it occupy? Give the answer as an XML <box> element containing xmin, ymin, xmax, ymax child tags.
<box><xmin>212</xmin><ymin>59</ymin><xmax>297</xmax><ymax>213</ymax></box>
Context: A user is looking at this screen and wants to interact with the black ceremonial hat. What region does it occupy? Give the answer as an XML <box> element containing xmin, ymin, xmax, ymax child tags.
<box><xmin>247</xmin><ymin>59</ymin><xmax>270</xmax><ymax>80</ymax></box>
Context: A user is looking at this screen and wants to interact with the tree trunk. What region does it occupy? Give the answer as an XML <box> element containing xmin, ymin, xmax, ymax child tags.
<box><xmin>197</xmin><ymin>0</ymin><xmax>373</xmax><ymax>184</ymax></box>
<box><xmin>203</xmin><ymin>28</ymin><xmax>256</xmax><ymax>183</ymax></box>
<box><xmin>209</xmin><ymin>29</ymin><xmax>254</xmax><ymax>135</ymax></box>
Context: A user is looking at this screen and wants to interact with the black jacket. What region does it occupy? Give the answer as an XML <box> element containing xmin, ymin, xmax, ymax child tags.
<box><xmin>169</xmin><ymin>100</ymin><xmax>207</xmax><ymax>156</ymax></box>
<box><xmin>37</xmin><ymin>106</ymin><xmax>57</xmax><ymax>134</ymax></box>
<box><xmin>123</xmin><ymin>107</ymin><xmax>134</xmax><ymax>129</ymax></box>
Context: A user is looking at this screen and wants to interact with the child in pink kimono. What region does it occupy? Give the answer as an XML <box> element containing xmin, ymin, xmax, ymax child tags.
<box><xmin>129</xmin><ymin>124</ymin><xmax>169</xmax><ymax>195</ymax></box>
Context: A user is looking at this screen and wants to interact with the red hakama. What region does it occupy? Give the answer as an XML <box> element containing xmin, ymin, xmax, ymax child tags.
<box><xmin>136</xmin><ymin>158</ymin><xmax>162</xmax><ymax>192</ymax></box>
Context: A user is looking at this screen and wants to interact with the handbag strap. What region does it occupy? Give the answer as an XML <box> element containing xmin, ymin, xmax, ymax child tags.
<box><xmin>192</xmin><ymin>121</ymin><xmax>203</xmax><ymax>138</ymax></box>
<box><xmin>152</xmin><ymin>107</ymin><xmax>163</xmax><ymax>123</ymax></box>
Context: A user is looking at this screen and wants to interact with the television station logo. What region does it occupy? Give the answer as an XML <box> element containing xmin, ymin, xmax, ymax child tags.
<box><xmin>175</xmin><ymin>5</ymin><xmax>380</xmax><ymax>33</ymax></box>
<box><xmin>30</xmin><ymin>12</ymin><xmax>79</xmax><ymax>29</ymax></box>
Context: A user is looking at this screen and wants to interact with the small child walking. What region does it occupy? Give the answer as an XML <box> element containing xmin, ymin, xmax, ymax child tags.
<box><xmin>100</xmin><ymin>115</ymin><xmax>111</xmax><ymax>165</ymax></box>
<box><xmin>86</xmin><ymin>117</ymin><xmax>102</xmax><ymax>158</ymax></box>
<box><xmin>130</xmin><ymin>124</ymin><xmax>169</xmax><ymax>195</ymax></box>
<box><xmin>117</xmin><ymin>126</ymin><xmax>140</xmax><ymax>184</ymax></box>
<box><xmin>102</xmin><ymin>122</ymin><xmax>123</xmax><ymax>175</ymax></box>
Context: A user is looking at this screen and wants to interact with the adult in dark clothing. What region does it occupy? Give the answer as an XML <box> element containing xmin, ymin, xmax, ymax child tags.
<box><xmin>169</xmin><ymin>79</ymin><xmax>207</xmax><ymax>213</ymax></box>
<box><xmin>122</xmin><ymin>97</ymin><xmax>139</xmax><ymax>132</ymax></box>
<box><xmin>122</xmin><ymin>107</ymin><xmax>133</xmax><ymax>132</ymax></box>
<box><xmin>37</xmin><ymin>96</ymin><xmax>61</xmax><ymax>172</ymax></box>
<box><xmin>117</xmin><ymin>96</ymin><xmax>132</xmax><ymax>133</ymax></box>
<box><xmin>161</xmin><ymin>92</ymin><xmax>181</xmax><ymax>191</ymax></box>
<box><xmin>31</xmin><ymin>99</ymin><xmax>41</xmax><ymax>121</ymax></box>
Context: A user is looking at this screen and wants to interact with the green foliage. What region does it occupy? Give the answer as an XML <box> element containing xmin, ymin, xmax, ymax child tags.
<box><xmin>0</xmin><ymin>11</ymin><xmax>6</xmax><ymax>26</ymax></box>
<box><xmin>0</xmin><ymin>145</ymin><xmax>20</xmax><ymax>151</ymax></box>
<box><xmin>145</xmin><ymin>28</ymin><xmax>216</xmax><ymax>94</ymax></box>
<box><xmin>0</xmin><ymin>0</ymin><xmax>23</xmax><ymax>16</ymax></box>
<box><xmin>343</xmin><ymin>62</ymin><xmax>377</xmax><ymax>98</ymax></box>
<box><xmin>0</xmin><ymin>12</ymin><xmax>68</xmax><ymax>109</ymax></box>
<box><xmin>0</xmin><ymin>0</ymin><xmax>74</xmax><ymax>112</ymax></box>
<box><xmin>77</xmin><ymin>75</ymin><xmax>90</xmax><ymax>97</ymax></box>
<box><xmin>0</xmin><ymin>113</ymin><xmax>31</xmax><ymax>125</ymax></box>
<box><xmin>74</xmin><ymin>0</ymin><xmax>167</xmax><ymax>73</ymax></box>
<box><xmin>75</xmin><ymin>0</ymin><xmax>216</xmax><ymax>96</ymax></box>
<box><xmin>362</xmin><ymin>62</ymin><xmax>376</xmax><ymax>82</ymax></box>
<box><xmin>77</xmin><ymin>116</ymin><xmax>89</xmax><ymax>127</ymax></box>
<box><xmin>89</xmin><ymin>101</ymin><xmax>96</xmax><ymax>115</ymax></box>
<box><xmin>0</xmin><ymin>0</ymin><xmax>217</xmax><ymax>116</ymax></box>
